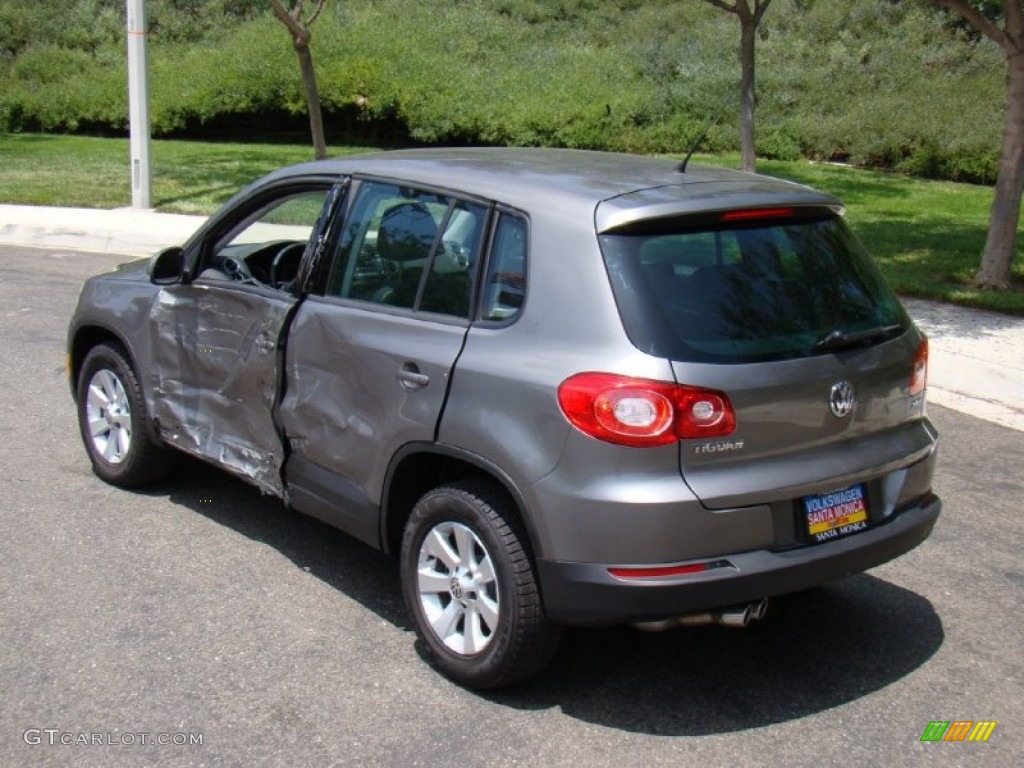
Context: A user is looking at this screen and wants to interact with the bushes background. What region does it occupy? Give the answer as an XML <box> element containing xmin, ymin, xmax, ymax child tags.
<box><xmin>0</xmin><ymin>0</ymin><xmax>1005</xmax><ymax>183</ymax></box>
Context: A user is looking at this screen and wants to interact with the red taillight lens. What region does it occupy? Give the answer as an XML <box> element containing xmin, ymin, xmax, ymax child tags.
<box><xmin>910</xmin><ymin>336</ymin><xmax>928</xmax><ymax>396</ymax></box>
<box><xmin>557</xmin><ymin>373</ymin><xmax>736</xmax><ymax>447</ymax></box>
<box><xmin>720</xmin><ymin>207</ymin><xmax>795</xmax><ymax>222</ymax></box>
<box><xmin>673</xmin><ymin>386</ymin><xmax>736</xmax><ymax>438</ymax></box>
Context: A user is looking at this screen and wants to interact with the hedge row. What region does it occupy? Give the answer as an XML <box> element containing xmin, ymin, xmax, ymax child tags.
<box><xmin>0</xmin><ymin>0</ymin><xmax>1005</xmax><ymax>184</ymax></box>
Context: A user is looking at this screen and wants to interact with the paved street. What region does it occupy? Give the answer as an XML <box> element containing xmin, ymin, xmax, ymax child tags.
<box><xmin>1</xmin><ymin>245</ymin><xmax>1021</xmax><ymax>767</ymax></box>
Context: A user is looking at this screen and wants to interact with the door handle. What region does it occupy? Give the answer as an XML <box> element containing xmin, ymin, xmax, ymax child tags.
<box><xmin>397</xmin><ymin>363</ymin><xmax>430</xmax><ymax>390</ymax></box>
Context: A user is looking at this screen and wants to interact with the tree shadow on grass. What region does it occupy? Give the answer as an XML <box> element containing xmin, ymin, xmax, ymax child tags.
<box><xmin>138</xmin><ymin>456</ymin><xmax>943</xmax><ymax>736</ymax></box>
<box><xmin>758</xmin><ymin>161</ymin><xmax>916</xmax><ymax>205</ymax></box>
<box><xmin>852</xmin><ymin>216</ymin><xmax>990</xmax><ymax>264</ymax></box>
<box><xmin>153</xmin><ymin>184</ymin><xmax>239</xmax><ymax>210</ymax></box>
<box><xmin>852</xmin><ymin>215</ymin><xmax>1024</xmax><ymax>313</ymax></box>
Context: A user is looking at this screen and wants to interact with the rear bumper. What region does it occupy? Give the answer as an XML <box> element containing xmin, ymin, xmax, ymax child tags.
<box><xmin>537</xmin><ymin>493</ymin><xmax>941</xmax><ymax>626</ymax></box>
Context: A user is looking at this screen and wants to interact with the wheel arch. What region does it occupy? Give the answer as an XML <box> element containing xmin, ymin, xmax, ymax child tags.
<box><xmin>70</xmin><ymin>325</ymin><xmax>128</xmax><ymax>397</ymax></box>
<box><xmin>380</xmin><ymin>444</ymin><xmax>545</xmax><ymax>560</ymax></box>
<box><xmin>69</xmin><ymin>325</ymin><xmax>160</xmax><ymax>443</ymax></box>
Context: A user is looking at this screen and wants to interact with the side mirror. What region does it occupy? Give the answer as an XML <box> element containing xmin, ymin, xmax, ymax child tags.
<box><xmin>148</xmin><ymin>246</ymin><xmax>185</xmax><ymax>285</ymax></box>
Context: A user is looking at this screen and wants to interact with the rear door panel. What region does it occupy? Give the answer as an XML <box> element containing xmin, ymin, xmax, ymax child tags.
<box><xmin>279</xmin><ymin>299</ymin><xmax>468</xmax><ymax>508</ymax></box>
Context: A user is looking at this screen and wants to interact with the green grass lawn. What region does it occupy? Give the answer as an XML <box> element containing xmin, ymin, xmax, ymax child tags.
<box><xmin>694</xmin><ymin>153</ymin><xmax>1024</xmax><ymax>314</ymax></box>
<box><xmin>1</xmin><ymin>133</ymin><xmax>1021</xmax><ymax>313</ymax></box>
<box><xmin>0</xmin><ymin>134</ymin><xmax>374</xmax><ymax>214</ymax></box>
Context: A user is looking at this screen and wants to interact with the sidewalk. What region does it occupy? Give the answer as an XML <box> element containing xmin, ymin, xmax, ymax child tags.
<box><xmin>0</xmin><ymin>204</ymin><xmax>205</xmax><ymax>257</ymax></box>
<box><xmin>903</xmin><ymin>299</ymin><xmax>1023</xmax><ymax>432</ymax></box>
<box><xmin>2</xmin><ymin>203</ymin><xmax>1022</xmax><ymax>432</ymax></box>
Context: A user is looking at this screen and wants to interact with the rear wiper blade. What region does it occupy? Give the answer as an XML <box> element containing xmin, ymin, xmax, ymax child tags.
<box><xmin>814</xmin><ymin>323</ymin><xmax>903</xmax><ymax>351</ymax></box>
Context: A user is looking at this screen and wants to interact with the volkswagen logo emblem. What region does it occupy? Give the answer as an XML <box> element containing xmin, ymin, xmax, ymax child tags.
<box><xmin>829</xmin><ymin>380</ymin><xmax>855</xmax><ymax>419</ymax></box>
<box><xmin>450</xmin><ymin>576</ymin><xmax>464</xmax><ymax>600</ymax></box>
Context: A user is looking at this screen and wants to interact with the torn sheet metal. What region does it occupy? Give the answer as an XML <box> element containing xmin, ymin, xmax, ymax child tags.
<box><xmin>149</xmin><ymin>284</ymin><xmax>295</xmax><ymax>496</ymax></box>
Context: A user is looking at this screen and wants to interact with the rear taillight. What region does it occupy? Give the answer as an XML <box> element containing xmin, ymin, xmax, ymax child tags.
<box><xmin>909</xmin><ymin>336</ymin><xmax>928</xmax><ymax>396</ymax></box>
<box><xmin>557</xmin><ymin>372</ymin><xmax>735</xmax><ymax>447</ymax></box>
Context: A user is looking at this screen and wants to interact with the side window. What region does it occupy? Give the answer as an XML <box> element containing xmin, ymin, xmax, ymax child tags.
<box><xmin>419</xmin><ymin>201</ymin><xmax>486</xmax><ymax>317</ymax></box>
<box><xmin>326</xmin><ymin>181</ymin><xmax>485</xmax><ymax>318</ymax></box>
<box><xmin>327</xmin><ymin>182</ymin><xmax>445</xmax><ymax>308</ymax></box>
<box><xmin>201</xmin><ymin>188</ymin><xmax>330</xmax><ymax>290</ymax></box>
<box><xmin>480</xmin><ymin>213</ymin><xmax>527</xmax><ymax>321</ymax></box>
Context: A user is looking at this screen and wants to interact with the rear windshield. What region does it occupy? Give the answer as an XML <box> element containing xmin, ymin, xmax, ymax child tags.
<box><xmin>599</xmin><ymin>215</ymin><xmax>908</xmax><ymax>363</ymax></box>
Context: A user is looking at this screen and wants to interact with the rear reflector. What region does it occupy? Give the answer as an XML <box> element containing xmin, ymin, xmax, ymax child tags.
<box><xmin>608</xmin><ymin>560</ymin><xmax>733</xmax><ymax>579</ymax></box>
<box><xmin>608</xmin><ymin>563</ymin><xmax>709</xmax><ymax>579</ymax></box>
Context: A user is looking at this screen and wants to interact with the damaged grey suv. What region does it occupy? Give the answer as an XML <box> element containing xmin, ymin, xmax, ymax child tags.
<box><xmin>68</xmin><ymin>148</ymin><xmax>940</xmax><ymax>688</ymax></box>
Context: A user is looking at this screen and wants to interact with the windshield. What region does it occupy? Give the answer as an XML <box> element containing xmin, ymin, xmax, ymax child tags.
<box><xmin>599</xmin><ymin>215</ymin><xmax>908</xmax><ymax>363</ymax></box>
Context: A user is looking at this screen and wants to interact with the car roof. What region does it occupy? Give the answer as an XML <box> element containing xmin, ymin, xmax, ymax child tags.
<box><xmin>260</xmin><ymin>148</ymin><xmax>843</xmax><ymax>231</ymax></box>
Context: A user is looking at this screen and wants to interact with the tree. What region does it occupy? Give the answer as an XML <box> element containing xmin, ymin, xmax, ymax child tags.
<box><xmin>270</xmin><ymin>0</ymin><xmax>328</xmax><ymax>160</ymax></box>
<box><xmin>930</xmin><ymin>0</ymin><xmax>1022</xmax><ymax>290</ymax></box>
<box><xmin>702</xmin><ymin>0</ymin><xmax>773</xmax><ymax>172</ymax></box>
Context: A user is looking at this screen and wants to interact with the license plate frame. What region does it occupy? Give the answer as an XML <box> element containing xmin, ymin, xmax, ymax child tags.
<box><xmin>802</xmin><ymin>484</ymin><xmax>870</xmax><ymax>545</ymax></box>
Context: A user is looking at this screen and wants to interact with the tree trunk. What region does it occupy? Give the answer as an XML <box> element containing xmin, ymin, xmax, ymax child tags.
<box><xmin>294</xmin><ymin>38</ymin><xmax>327</xmax><ymax>161</ymax></box>
<box><xmin>975</xmin><ymin>50</ymin><xmax>1024</xmax><ymax>289</ymax></box>
<box><xmin>702</xmin><ymin>1</ymin><xmax>770</xmax><ymax>172</ymax></box>
<box><xmin>270</xmin><ymin>0</ymin><xmax>328</xmax><ymax>161</ymax></box>
<box><xmin>738</xmin><ymin>17</ymin><xmax>757</xmax><ymax>173</ymax></box>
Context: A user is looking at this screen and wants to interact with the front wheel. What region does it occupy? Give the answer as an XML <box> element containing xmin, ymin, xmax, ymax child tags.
<box><xmin>76</xmin><ymin>342</ymin><xmax>168</xmax><ymax>487</ymax></box>
<box><xmin>400</xmin><ymin>481</ymin><xmax>561</xmax><ymax>689</ymax></box>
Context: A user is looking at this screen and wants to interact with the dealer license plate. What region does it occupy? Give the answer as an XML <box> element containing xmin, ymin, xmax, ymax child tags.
<box><xmin>803</xmin><ymin>484</ymin><xmax>870</xmax><ymax>544</ymax></box>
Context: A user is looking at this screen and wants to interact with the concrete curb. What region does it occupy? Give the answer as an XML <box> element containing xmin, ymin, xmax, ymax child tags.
<box><xmin>0</xmin><ymin>204</ymin><xmax>206</xmax><ymax>257</ymax></box>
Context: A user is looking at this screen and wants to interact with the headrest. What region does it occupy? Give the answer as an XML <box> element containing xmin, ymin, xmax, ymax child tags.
<box><xmin>376</xmin><ymin>202</ymin><xmax>438</xmax><ymax>262</ymax></box>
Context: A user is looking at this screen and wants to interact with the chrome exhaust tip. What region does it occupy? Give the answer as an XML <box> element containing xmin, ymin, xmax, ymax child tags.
<box><xmin>718</xmin><ymin>603</ymin><xmax>753</xmax><ymax>627</ymax></box>
<box><xmin>630</xmin><ymin>599</ymin><xmax>769</xmax><ymax>632</ymax></box>
<box><xmin>750</xmin><ymin>597</ymin><xmax>769</xmax><ymax>622</ymax></box>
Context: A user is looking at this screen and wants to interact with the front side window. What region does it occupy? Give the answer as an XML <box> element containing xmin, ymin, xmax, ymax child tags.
<box><xmin>325</xmin><ymin>181</ymin><xmax>485</xmax><ymax>318</ymax></box>
<box><xmin>199</xmin><ymin>188</ymin><xmax>332</xmax><ymax>290</ymax></box>
<box><xmin>600</xmin><ymin>214</ymin><xmax>908</xmax><ymax>363</ymax></box>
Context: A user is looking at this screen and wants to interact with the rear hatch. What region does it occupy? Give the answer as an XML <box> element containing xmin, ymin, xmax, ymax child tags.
<box><xmin>598</xmin><ymin>203</ymin><xmax>933</xmax><ymax>514</ymax></box>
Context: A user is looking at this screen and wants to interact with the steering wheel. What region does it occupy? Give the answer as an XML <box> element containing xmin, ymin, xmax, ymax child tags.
<box><xmin>270</xmin><ymin>242</ymin><xmax>308</xmax><ymax>289</ymax></box>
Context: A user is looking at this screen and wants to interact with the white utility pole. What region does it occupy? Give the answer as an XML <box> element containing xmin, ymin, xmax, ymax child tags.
<box><xmin>127</xmin><ymin>0</ymin><xmax>152</xmax><ymax>209</ymax></box>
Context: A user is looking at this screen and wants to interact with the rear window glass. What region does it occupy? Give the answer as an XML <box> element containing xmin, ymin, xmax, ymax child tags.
<box><xmin>599</xmin><ymin>215</ymin><xmax>908</xmax><ymax>363</ymax></box>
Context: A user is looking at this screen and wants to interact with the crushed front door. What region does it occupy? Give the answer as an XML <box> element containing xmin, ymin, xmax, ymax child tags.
<box><xmin>151</xmin><ymin>282</ymin><xmax>295</xmax><ymax>495</ymax></box>
<box><xmin>149</xmin><ymin>184</ymin><xmax>339</xmax><ymax>496</ymax></box>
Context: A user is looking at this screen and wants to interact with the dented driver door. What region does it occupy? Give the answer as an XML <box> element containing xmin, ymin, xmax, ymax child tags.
<box><xmin>151</xmin><ymin>282</ymin><xmax>297</xmax><ymax>495</ymax></box>
<box><xmin>149</xmin><ymin>185</ymin><xmax>339</xmax><ymax>496</ymax></box>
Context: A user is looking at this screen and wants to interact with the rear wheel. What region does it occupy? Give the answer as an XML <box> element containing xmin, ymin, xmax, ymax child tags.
<box><xmin>400</xmin><ymin>480</ymin><xmax>561</xmax><ymax>689</ymax></box>
<box><xmin>76</xmin><ymin>342</ymin><xmax>168</xmax><ymax>487</ymax></box>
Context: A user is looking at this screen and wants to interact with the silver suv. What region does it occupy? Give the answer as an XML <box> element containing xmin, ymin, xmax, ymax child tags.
<box><xmin>68</xmin><ymin>148</ymin><xmax>941</xmax><ymax>688</ymax></box>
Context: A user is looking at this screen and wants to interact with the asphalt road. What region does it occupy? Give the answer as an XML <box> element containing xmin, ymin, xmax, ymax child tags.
<box><xmin>1</xmin><ymin>245</ymin><xmax>1020</xmax><ymax>767</ymax></box>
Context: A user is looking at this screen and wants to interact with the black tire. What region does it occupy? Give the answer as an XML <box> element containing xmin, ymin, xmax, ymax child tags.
<box><xmin>76</xmin><ymin>342</ymin><xmax>169</xmax><ymax>487</ymax></box>
<box><xmin>400</xmin><ymin>480</ymin><xmax>562</xmax><ymax>689</ymax></box>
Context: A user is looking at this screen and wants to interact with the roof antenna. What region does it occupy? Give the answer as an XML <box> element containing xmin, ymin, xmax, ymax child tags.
<box><xmin>678</xmin><ymin>92</ymin><xmax>735</xmax><ymax>173</ymax></box>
